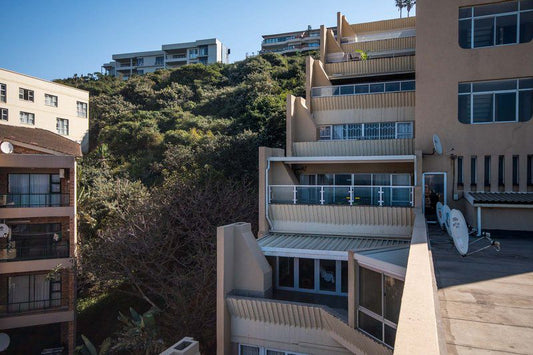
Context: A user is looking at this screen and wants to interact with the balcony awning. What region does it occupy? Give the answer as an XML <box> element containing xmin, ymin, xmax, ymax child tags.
<box><xmin>465</xmin><ymin>192</ymin><xmax>533</xmax><ymax>208</ymax></box>
<box><xmin>268</xmin><ymin>155</ymin><xmax>416</xmax><ymax>164</ymax></box>
<box><xmin>259</xmin><ymin>232</ymin><xmax>409</xmax><ymax>278</ymax></box>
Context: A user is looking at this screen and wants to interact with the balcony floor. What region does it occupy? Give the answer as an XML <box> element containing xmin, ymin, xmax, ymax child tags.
<box><xmin>272</xmin><ymin>289</ymin><xmax>348</xmax><ymax>322</ymax></box>
<box><xmin>429</xmin><ymin>225</ymin><xmax>533</xmax><ymax>354</ymax></box>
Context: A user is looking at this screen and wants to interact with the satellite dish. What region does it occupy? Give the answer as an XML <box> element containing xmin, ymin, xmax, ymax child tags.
<box><xmin>442</xmin><ymin>205</ymin><xmax>451</xmax><ymax>235</ymax></box>
<box><xmin>432</xmin><ymin>134</ymin><xmax>443</xmax><ymax>155</ymax></box>
<box><xmin>0</xmin><ymin>141</ymin><xmax>14</xmax><ymax>154</ymax></box>
<box><xmin>449</xmin><ymin>209</ymin><xmax>469</xmax><ymax>256</ymax></box>
<box><xmin>436</xmin><ymin>202</ymin><xmax>445</xmax><ymax>228</ymax></box>
<box><xmin>0</xmin><ymin>333</ymin><xmax>10</xmax><ymax>351</ymax></box>
<box><xmin>0</xmin><ymin>224</ymin><xmax>10</xmax><ymax>239</ymax></box>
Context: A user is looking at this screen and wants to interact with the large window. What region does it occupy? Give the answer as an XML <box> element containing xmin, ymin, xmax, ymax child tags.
<box><xmin>358</xmin><ymin>266</ymin><xmax>404</xmax><ymax>348</ymax></box>
<box><xmin>7</xmin><ymin>274</ymin><xmax>61</xmax><ymax>313</ymax></box>
<box><xmin>238</xmin><ymin>344</ymin><xmax>306</xmax><ymax>355</ymax></box>
<box><xmin>311</xmin><ymin>80</ymin><xmax>415</xmax><ymax>98</ymax></box>
<box><xmin>56</xmin><ymin>118</ymin><xmax>69</xmax><ymax>135</ymax></box>
<box><xmin>319</xmin><ymin>122</ymin><xmax>413</xmax><ymax>141</ymax></box>
<box><xmin>459</xmin><ymin>0</ymin><xmax>533</xmax><ymax>48</ymax></box>
<box><xmin>45</xmin><ymin>94</ymin><xmax>58</xmax><ymax>107</ymax></box>
<box><xmin>458</xmin><ymin>78</ymin><xmax>533</xmax><ymax>123</ymax></box>
<box><xmin>0</xmin><ymin>83</ymin><xmax>6</xmax><ymax>102</ymax></box>
<box><xmin>77</xmin><ymin>101</ymin><xmax>87</xmax><ymax>118</ymax></box>
<box><xmin>19</xmin><ymin>111</ymin><xmax>35</xmax><ymax>125</ymax></box>
<box><xmin>18</xmin><ymin>88</ymin><xmax>34</xmax><ymax>102</ymax></box>
<box><xmin>271</xmin><ymin>256</ymin><xmax>348</xmax><ymax>296</ymax></box>
<box><xmin>7</xmin><ymin>173</ymin><xmax>62</xmax><ymax>207</ymax></box>
<box><xmin>155</xmin><ymin>56</ymin><xmax>164</xmax><ymax>66</ymax></box>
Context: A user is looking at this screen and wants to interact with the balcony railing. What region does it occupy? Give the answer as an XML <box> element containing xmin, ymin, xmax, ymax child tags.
<box><xmin>0</xmin><ymin>194</ymin><xmax>70</xmax><ymax>208</ymax></box>
<box><xmin>269</xmin><ymin>185</ymin><xmax>414</xmax><ymax>207</ymax></box>
<box><xmin>312</xmin><ymin>80</ymin><xmax>415</xmax><ymax>98</ymax></box>
<box><xmin>0</xmin><ymin>297</ymin><xmax>67</xmax><ymax>315</ymax></box>
<box><xmin>1</xmin><ymin>238</ymin><xmax>69</xmax><ymax>262</ymax></box>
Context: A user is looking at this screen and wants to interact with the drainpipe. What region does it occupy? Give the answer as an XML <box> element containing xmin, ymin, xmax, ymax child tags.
<box><xmin>265</xmin><ymin>159</ymin><xmax>273</xmax><ymax>230</ymax></box>
<box><xmin>477</xmin><ymin>206</ymin><xmax>482</xmax><ymax>236</ymax></box>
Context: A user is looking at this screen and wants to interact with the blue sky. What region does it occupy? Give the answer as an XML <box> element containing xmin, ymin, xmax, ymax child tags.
<box><xmin>0</xmin><ymin>0</ymin><xmax>413</xmax><ymax>80</ymax></box>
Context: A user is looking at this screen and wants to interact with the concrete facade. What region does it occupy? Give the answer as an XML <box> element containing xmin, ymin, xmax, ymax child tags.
<box><xmin>260</xmin><ymin>27</ymin><xmax>336</xmax><ymax>55</ymax></box>
<box><xmin>102</xmin><ymin>38</ymin><xmax>230</xmax><ymax>79</ymax></box>
<box><xmin>0</xmin><ymin>68</ymin><xmax>89</xmax><ymax>153</ymax></box>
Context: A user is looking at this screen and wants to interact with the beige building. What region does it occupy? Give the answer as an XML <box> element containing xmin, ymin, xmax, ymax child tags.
<box><xmin>218</xmin><ymin>2</ymin><xmax>533</xmax><ymax>354</ymax></box>
<box><xmin>260</xmin><ymin>26</ymin><xmax>335</xmax><ymax>55</ymax></box>
<box><xmin>0</xmin><ymin>124</ymin><xmax>81</xmax><ymax>354</ymax></box>
<box><xmin>102</xmin><ymin>38</ymin><xmax>230</xmax><ymax>79</ymax></box>
<box><xmin>0</xmin><ymin>68</ymin><xmax>89</xmax><ymax>153</ymax></box>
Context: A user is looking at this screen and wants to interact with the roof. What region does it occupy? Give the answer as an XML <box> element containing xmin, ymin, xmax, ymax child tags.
<box><xmin>0</xmin><ymin>124</ymin><xmax>82</xmax><ymax>157</ymax></box>
<box><xmin>258</xmin><ymin>232</ymin><xmax>409</xmax><ymax>253</ymax></box>
<box><xmin>467</xmin><ymin>192</ymin><xmax>533</xmax><ymax>205</ymax></box>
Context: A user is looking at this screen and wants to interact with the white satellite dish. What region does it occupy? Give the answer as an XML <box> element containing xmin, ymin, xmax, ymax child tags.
<box><xmin>436</xmin><ymin>201</ymin><xmax>445</xmax><ymax>228</ymax></box>
<box><xmin>0</xmin><ymin>333</ymin><xmax>10</xmax><ymax>352</ymax></box>
<box><xmin>0</xmin><ymin>141</ymin><xmax>14</xmax><ymax>154</ymax></box>
<box><xmin>432</xmin><ymin>134</ymin><xmax>443</xmax><ymax>155</ymax></box>
<box><xmin>442</xmin><ymin>204</ymin><xmax>451</xmax><ymax>235</ymax></box>
<box><xmin>449</xmin><ymin>209</ymin><xmax>469</xmax><ymax>256</ymax></box>
<box><xmin>0</xmin><ymin>224</ymin><xmax>10</xmax><ymax>239</ymax></box>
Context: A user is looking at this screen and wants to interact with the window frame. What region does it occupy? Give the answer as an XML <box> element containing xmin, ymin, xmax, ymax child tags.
<box><xmin>0</xmin><ymin>83</ymin><xmax>6</xmax><ymax>103</ymax></box>
<box><xmin>56</xmin><ymin>117</ymin><xmax>69</xmax><ymax>135</ymax></box>
<box><xmin>19</xmin><ymin>111</ymin><xmax>35</xmax><ymax>125</ymax></box>
<box><xmin>318</xmin><ymin>121</ymin><xmax>413</xmax><ymax>141</ymax></box>
<box><xmin>45</xmin><ymin>93</ymin><xmax>58</xmax><ymax>107</ymax></box>
<box><xmin>0</xmin><ymin>108</ymin><xmax>7</xmax><ymax>121</ymax></box>
<box><xmin>457</xmin><ymin>156</ymin><xmax>464</xmax><ymax>186</ymax></box>
<box><xmin>19</xmin><ymin>88</ymin><xmax>34</xmax><ymax>102</ymax></box>
<box><xmin>76</xmin><ymin>101</ymin><xmax>87</xmax><ymax>118</ymax></box>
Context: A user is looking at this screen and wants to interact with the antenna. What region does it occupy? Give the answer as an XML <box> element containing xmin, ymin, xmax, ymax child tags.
<box><xmin>436</xmin><ymin>202</ymin><xmax>445</xmax><ymax>229</ymax></box>
<box><xmin>0</xmin><ymin>333</ymin><xmax>10</xmax><ymax>352</ymax></box>
<box><xmin>449</xmin><ymin>209</ymin><xmax>469</xmax><ymax>256</ymax></box>
<box><xmin>442</xmin><ymin>204</ymin><xmax>452</xmax><ymax>235</ymax></box>
<box><xmin>0</xmin><ymin>224</ymin><xmax>10</xmax><ymax>239</ymax></box>
<box><xmin>433</xmin><ymin>134</ymin><xmax>443</xmax><ymax>155</ymax></box>
<box><xmin>0</xmin><ymin>141</ymin><xmax>13</xmax><ymax>154</ymax></box>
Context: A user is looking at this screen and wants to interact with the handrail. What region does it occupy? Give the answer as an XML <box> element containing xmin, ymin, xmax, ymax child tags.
<box><xmin>0</xmin><ymin>297</ymin><xmax>68</xmax><ymax>315</ymax></box>
<box><xmin>1</xmin><ymin>241</ymin><xmax>69</xmax><ymax>262</ymax></box>
<box><xmin>312</xmin><ymin>80</ymin><xmax>415</xmax><ymax>98</ymax></box>
<box><xmin>0</xmin><ymin>194</ymin><xmax>70</xmax><ymax>208</ymax></box>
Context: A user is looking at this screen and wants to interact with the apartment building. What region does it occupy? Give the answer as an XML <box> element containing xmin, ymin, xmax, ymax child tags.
<box><xmin>218</xmin><ymin>14</ymin><xmax>420</xmax><ymax>355</ymax></box>
<box><xmin>0</xmin><ymin>124</ymin><xmax>82</xmax><ymax>354</ymax></box>
<box><xmin>0</xmin><ymin>68</ymin><xmax>90</xmax><ymax>153</ymax></box>
<box><xmin>260</xmin><ymin>26</ymin><xmax>336</xmax><ymax>55</ymax></box>
<box><xmin>102</xmin><ymin>38</ymin><xmax>230</xmax><ymax>79</ymax></box>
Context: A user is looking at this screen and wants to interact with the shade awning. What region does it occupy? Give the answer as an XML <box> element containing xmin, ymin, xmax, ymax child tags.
<box><xmin>466</xmin><ymin>192</ymin><xmax>533</xmax><ymax>207</ymax></box>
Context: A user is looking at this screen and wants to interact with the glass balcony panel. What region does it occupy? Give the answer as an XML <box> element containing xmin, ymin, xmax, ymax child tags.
<box><xmin>296</xmin><ymin>186</ymin><xmax>321</xmax><ymax>204</ymax></box>
<box><xmin>270</xmin><ymin>186</ymin><xmax>294</xmax><ymax>204</ymax></box>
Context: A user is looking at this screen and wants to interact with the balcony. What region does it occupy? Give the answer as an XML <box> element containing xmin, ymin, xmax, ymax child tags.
<box><xmin>0</xmin><ymin>297</ymin><xmax>68</xmax><ymax>316</ymax></box>
<box><xmin>1</xmin><ymin>237</ymin><xmax>69</xmax><ymax>262</ymax></box>
<box><xmin>324</xmin><ymin>56</ymin><xmax>415</xmax><ymax>79</ymax></box>
<box><xmin>269</xmin><ymin>185</ymin><xmax>413</xmax><ymax>207</ymax></box>
<box><xmin>0</xmin><ymin>194</ymin><xmax>70</xmax><ymax>208</ymax></box>
<box><xmin>341</xmin><ymin>36</ymin><xmax>415</xmax><ymax>54</ymax></box>
<box><xmin>292</xmin><ymin>139</ymin><xmax>414</xmax><ymax>157</ymax></box>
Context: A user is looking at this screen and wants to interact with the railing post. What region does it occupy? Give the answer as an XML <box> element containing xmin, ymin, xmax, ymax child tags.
<box><xmin>349</xmin><ymin>186</ymin><xmax>353</xmax><ymax>206</ymax></box>
<box><xmin>378</xmin><ymin>187</ymin><xmax>384</xmax><ymax>207</ymax></box>
<box><xmin>320</xmin><ymin>186</ymin><xmax>325</xmax><ymax>205</ymax></box>
<box><xmin>293</xmin><ymin>186</ymin><xmax>297</xmax><ymax>204</ymax></box>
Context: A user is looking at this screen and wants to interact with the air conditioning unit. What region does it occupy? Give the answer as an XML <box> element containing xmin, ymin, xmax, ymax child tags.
<box><xmin>160</xmin><ymin>337</ymin><xmax>199</xmax><ymax>355</ymax></box>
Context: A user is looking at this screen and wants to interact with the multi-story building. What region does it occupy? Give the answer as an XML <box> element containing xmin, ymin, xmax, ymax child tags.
<box><xmin>102</xmin><ymin>38</ymin><xmax>230</xmax><ymax>79</ymax></box>
<box><xmin>218</xmin><ymin>1</ymin><xmax>533</xmax><ymax>354</ymax></box>
<box><xmin>0</xmin><ymin>69</ymin><xmax>90</xmax><ymax>153</ymax></box>
<box><xmin>260</xmin><ymin>26</ymin><xmax>336</xmax><ymax>55</ymax></box>
<box><xmin>0</xmin><ymin>124</ymin><xmax>82</xmax><ymax>354</ymax></box>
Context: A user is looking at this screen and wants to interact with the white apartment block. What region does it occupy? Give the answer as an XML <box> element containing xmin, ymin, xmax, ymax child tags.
<box><xmin>102</xmin><ymin>38</ymin><xmax>230</xmax><ymax>79</ymax></box>
<box><xmin>0</xmin><ymin>68</ymin><xmax>89</xmax><ymax>153</ymax></box>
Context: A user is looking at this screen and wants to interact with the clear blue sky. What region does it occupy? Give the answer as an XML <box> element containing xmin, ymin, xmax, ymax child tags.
<box><xmin>0</xmin><ymin>0</ymin><xmax>413</xmax><ymax>80</ymax></box>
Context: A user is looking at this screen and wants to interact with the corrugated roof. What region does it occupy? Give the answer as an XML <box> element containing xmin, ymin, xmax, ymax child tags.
<box><xmin>360</xmin><ymin>247</ymin><xmax>410</xmax><ymax>268</ymax></box>
<box><xmin>0</xmin><ymin>124</ymin><xmax>81</xmax><ymax>157</ymax></box>
<box><xmin>469</xmin><ymin>192</ymin><xmax>533</xmax><ymax>205</ymax></box>
<box><xmin>258</xmin><ymin>233</ymin><xmax>409</xmax><ymax>252</ymax></box>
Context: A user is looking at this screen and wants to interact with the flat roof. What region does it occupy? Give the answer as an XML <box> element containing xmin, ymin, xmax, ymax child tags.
<box><xmin>112</xmin><ymin>50</ymin><xmax>165</xmax><ymax>60</ymax></box>
<box><xmin>262</xmin><ymin>27</ymin><xmax>335</xmax><ymax>39</ymax></box>
<box><xmin>268</xmin><ymin>155</ymin><xmax>416</xmax><ymax>164</ymax></box>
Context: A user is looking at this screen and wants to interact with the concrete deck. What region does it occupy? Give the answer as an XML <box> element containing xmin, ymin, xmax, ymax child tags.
<box><xmin>429</xmin><ymin>225</ymin><xmax>533</xmax><ymax>354</ymax></box>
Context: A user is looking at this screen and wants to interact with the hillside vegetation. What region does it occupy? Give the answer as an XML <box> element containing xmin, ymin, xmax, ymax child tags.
<box><xmin>56</xmin><ymin>53</ymin><xmax>311</xmax><ymax>353</ymax></box>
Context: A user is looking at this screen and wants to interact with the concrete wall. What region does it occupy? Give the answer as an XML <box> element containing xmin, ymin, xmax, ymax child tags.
<box><xmin>464</xmin><ymin>203</ymin><xmax>533</xmax><ymax>232</ymax></box>
<box><xmin>0</xmin><ymin>69</ymin><xmax>89</xmax><ymax>153</ymax></box>
<box><xmin>416</xmin><ymin>0</ymin><xmax>533</xmax><ymax>230</ymax></box>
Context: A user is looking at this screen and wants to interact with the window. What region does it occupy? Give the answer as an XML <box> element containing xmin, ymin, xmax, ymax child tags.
<box><xmin>0</xmin><ymin>108</ymin><xmax>7</xmax><ymax>121</ymax></box>
<box><xmin>56</xmin><ymin>118</ymin><xmax>69</xmax><ymax>135</ymax></box>
<box><xmin>484</xmin><ymin>156</ymin><xmax>491</xmax><ymax>186</ymax></box>
<box><xmin>457</xmin><ymin>156</ymin><xmax>464</xmax><ymax>186</ymax></box>
<box><xmin>527</xmin><ymin>155</ymin><xmax>533</xmax><ymax>186</ymax></box>
<box><xmin>8</xmin><ymin>173</ymin><xmax>62</xmax><ymax>207</ymax></box>
<box><xmin>358</xmin><ymin>266</ymin><xmax>404</xmax><ymax>348</ymax></box>
<box><xmin>239</xmin><ymin>345</ymin><xmax>260</xmax><ymax>355</ymax></box>
<box><xmin>311</xmin><ymin>80</ymin><xmax>415</xmax><ymax>98</ymax></box>
<box><xmin>189</xmin><ymin>48</ymin><xmax>199</xmax><ymax>59</ymax></box>
<box><xmin>19</xmin><ymin>88</ymin><xmax>34</xmax><ymax>102</ymax></box>
<box><xmin>136</xmin><ymin>57</ymin><xmax>144</xmax><ymax>66</ymax></box>
<box><xmin>319</xmin><ymin>122</ymin><xmax>413</xmax><ymax>141</ymax></box>
<box><xmin>0</xmin><ymin>83</ymin><xmax>6</xmax><ymax>102</ymax></box>
<box><xmin>459</xmin><ymin>1</ymin><xmax>533</xmax><ymax>48</ymax></box>
<box><xmin>278</xmin><ymin>257</ymin><xmax>294</xmax><ymax>287</ymax></box>
<box><xmin>77</xmin><ymin>101</ymin><xmax>87</xmax><ymax>118</ymax></box>
<box><xmin>513</xmin><ymin>155</ymin><xmax>520</xmax><ymax>185</ymax></box>
<box><xmin>499</xmin><ymin>155</ymin><xmax>506</xmax><ymax>186</ymax></box>
<box><xmin>471</xmin><ymin>156</ymin><xmax>477</xmax><ymax>185</ymax></box>
<box><xmin>8</xmin><ymin>274</ymin><xmax>61</xmax><ymax>312</ymax></box>
<box><xmin>19</xmin><ymin>111</ymin><xmax>35</xmax><ymax>125</ymax></box>
<box><xmin>458</xmin><ymin>78</ymin><xmax>533</xmax><ymax>123</ymax></box>
<box><xmin>45</xmin><ymin>94</ymin><xmax>58</xmax><ymax>107</ymax></box>
<box><xmin>299</xmin><ymin>258</ymin><xmax>315</xmax><ymax>289</ymax></box>
<box><xmin>155</xmin><ymin>56</ymin><xmax>164</xmax><ymax>66</ymax></box>
<box><xmin>239</xmin><ymin>344</ymin><xmax>307</xmax><ymax>355</ymax></box>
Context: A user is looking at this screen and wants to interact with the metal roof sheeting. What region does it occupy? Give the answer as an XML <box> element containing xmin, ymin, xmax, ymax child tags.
<box><xmin>258</xmin><ymin>233</ymin><xmax>409</xmax><ymax>252</ymax></box>
<box><xmin>469</xmin><ymin>192</ymin><xmax>533</xmax><ymax>205</ymax></box>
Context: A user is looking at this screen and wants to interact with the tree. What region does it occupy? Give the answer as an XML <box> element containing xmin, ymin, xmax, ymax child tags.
<box><xmin>395</xmin><ymin>0</ymin><xmax>404</xmax><ymax>18</ymax></box>
<box><xmin>404</xmin><ymin>0</ymin><xmax>416</xmax><ymax>17</ymax></box>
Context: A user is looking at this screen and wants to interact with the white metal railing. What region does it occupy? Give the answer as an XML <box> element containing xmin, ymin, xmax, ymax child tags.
<box><xmin>312</xmin><ymin>80</ymin><xmax>415</xmax><ymax>98</ymax></box>
<box><xmin>269</xmin><ymin>185</ymin><xmax>414</xmax><ymax>207</ymax></box>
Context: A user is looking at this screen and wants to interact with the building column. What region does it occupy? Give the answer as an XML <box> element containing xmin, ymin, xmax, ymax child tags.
<box><xmin>61</xmin><ymin>321</ymin><xmax>75</xmax><ymax>355</ymax></box>
<box><xmin>348</xmin><ymin>250</ymin><xmax>358</xmax><ymax>328</ymax></box>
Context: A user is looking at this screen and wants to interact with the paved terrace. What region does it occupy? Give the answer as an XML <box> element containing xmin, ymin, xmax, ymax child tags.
<box><xmin>428</xmin><ymin>225</ymin><xmax>533</xmax><ymax>354</ymax></box>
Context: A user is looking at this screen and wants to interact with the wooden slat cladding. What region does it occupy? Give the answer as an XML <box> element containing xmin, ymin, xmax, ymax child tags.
<box><xmin>349</xmin><ymin>17</ymin><xmax>416</xmax><ymax>33</ymax></box>
<box><xmin>312</xmin><ymin>91</ymin><xmax>415</xmax><ymax>111</ymax></box>
<box><xmin>293</xmin><ymin>139</ymin><xmax>414</xmax><ymax>157</ymax></box>
<box><xmin>325</xmin><ymin>56</ymin><xmax>415</xmax><ymax>78</ymax></box>
<box><xmin>342</xmin><ymin>37</ymin><xmax>416</xmax><ymax>54</ymax></box>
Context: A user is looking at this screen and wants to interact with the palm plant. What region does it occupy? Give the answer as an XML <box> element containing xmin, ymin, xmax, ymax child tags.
<box><xmin>395</xmin><ymin>0</ymin><xmax>404</xmax><ymax>18</ymax></box>
<box><xmin>404</xmin><ymin>0</ymin><xmax>416</xmax><ymax>17</ymax></box>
